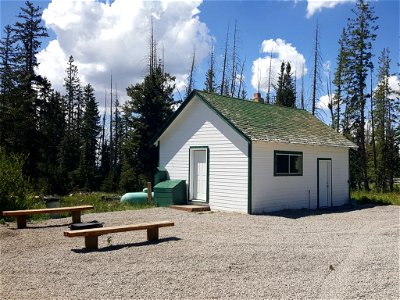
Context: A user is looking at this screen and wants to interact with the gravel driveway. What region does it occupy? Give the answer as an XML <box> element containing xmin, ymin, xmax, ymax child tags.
<box><xmin>1</xmin><ymin>204</ymin><xmax>399</xmax><ymax>299</ymax></box>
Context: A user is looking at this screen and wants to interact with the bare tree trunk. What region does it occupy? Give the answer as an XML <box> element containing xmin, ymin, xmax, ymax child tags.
<box><xmin>149</xmin><ymin>16</ymin><xmax>157</xmax><ymax>75</ymax></box>
<box><xmin>311</xmin><ymin>22</ymin><xmax>320</xmax><ymax>115</ymax></box>
<box><xmin>109</xmin><ymin>73</ymin><xmax>113</xmax><ymax>169</ymax></box>
<box><xmin>220</xmin><ymin>25</ymin><xmax>229</xmax><ymax>96</ymax></box>
<box><xmin>266</xmin><ymin>49</ymin><xmax>273</xmax><ymax>104</ymax></box>
<box><xmin>370</xmin><ymin>68</ymin><xmax>377</xmax><ymax>184</ymax></box>
<box><xmin>301</xmin><ymin>63</ymin><xmax>305</xmax><ymax>109</ymax></box>
<box><xmin>101</xmin><ymin>90</ymin><xmax>106</xmax><ymax>150</ymax></box>
<box><xmin>186</xmin><ymin>48</ymin><xmax>196</xmax><ymax>98</ymax></box>
<box><xmin>237</xmin><ymin>59</ymin><xmax>245</xmax><ymax>98</ymax></box>
<box><xmin>327</xmin><ymin>72</ymin><xmax>334</xmax><ymax>127</ymax></box>
<box><xmin>114</xmin><ymin>84</ymin><xmax>120</xmax><ymax>169</ymax></box>
<box><xmin>230</xmin><ymin>21</ymin><xmax>238</xmax><ymax>97</ymax></box>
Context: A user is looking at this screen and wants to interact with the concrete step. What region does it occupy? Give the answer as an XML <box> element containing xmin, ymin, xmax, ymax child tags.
<box><xmin>170</xmin><ymin>204</ymin><xmax>210</xmax><ymax>212</ymax></box>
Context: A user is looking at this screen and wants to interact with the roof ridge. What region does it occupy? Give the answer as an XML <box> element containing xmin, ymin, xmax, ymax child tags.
<box><xmin>194</xmin><ymin>89</ymin><xmax>306</xmax><ymax>112</ymax></box>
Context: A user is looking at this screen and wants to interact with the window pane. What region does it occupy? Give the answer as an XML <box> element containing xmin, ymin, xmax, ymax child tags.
<box><xmin>290</xmin><ymin>155</ymin><xmax>302</xmax><ymax>174</ymax></box>
<box><xmin>274</xmin><ymin>151</ymin><xmax>303</xmax><ymax>176</ymax></box>
<box><xmin>276</xmin><ymin>154</ymin><xmax>289</xmax><ymax>174</ymax></box>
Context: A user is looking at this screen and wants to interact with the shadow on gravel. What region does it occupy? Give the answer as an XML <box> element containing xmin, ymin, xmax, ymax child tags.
<box><xmin>264</xmin><ymin>203</ymin><xmax>384</xmax><ymax>219</ymax></box>
<box><xmin>71</xmin><ymin>236</ymin><xmax>181</xmax><ymax>253</ymax></box>
<box><xmin>10</xmin><ymin>223</ymin><xmax>70</xmax><ymax>230</ymax></box>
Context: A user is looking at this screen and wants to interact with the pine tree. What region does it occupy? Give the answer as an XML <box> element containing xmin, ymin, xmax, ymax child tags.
<box><xmin>373</xmin><ymin>49</ymin><xmax>399</xmax><ymax>191</ymax></box>
<box><xmin>0</xmin><ymin>25</ymin><xmax>16</xmax><ymax>102</ymax></box>
<box><xmin>79</xmin><ymin>84</ymin><xmax>100</xmax><ymax>190</ymax></box>
<box><xmin>373</xmin><ymin>49</ymin><xmax>389</xmax><ymax>191</ymax></box>
<box><xmin>64</xmin><ymin>55</ymin><xmax>81</xmax><ymax>131</ymax></box>
<box><xmin>113</xmin><ymin>87</ymin><xmax>122</xmax><ymax>175</ymax></box>
<box><xmin>0</xmin><ymin>25</ymin><xmax>17</xmax><ymax>146</ymax></box>
<box><xmin>60</xmin><ymin>56</ymin><xmax>82</xmax><ymax>188</ymax></box>
<box><xmin>344</xmin><ymin>0</ymin><xmax>378</xmax><ymax>190</ymax></box>
<box><xmin>37</xmin><ymin>83</ymin><xmax>65</xmax><ymax>194</ymax></box>
<box><xmin>123</xmin><ymin>63</ymin><xmax>175</xmax><ymax>186</ymax></box>
<box><xmin>13</xmin><ymin>1</ymin><xmax>48</xmax><ymax>83</ymax></box>
<box><xmin>275</xmin><ymin>61</ymin><xmax>296</xmax><ymax>108</ymax></box>
<box><xmin>204</xmin><ymin>43</ymin><xmax>216</xmax><ymax>93</ymax></box>
<box><xmin>332</xmin><ymin>29</ymin><xmax>348</xmax><ymax>132</ymax></box>
<box><xmin>8</xmin><ymin>0</ymin><xmax>48</xmax><ymax>183</ymax></box>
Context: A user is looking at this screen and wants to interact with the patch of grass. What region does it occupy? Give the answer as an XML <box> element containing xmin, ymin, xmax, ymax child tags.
<box><xmin>60</xmin><ymin>192</ymin><xmax>154</xmax><ymax>214</ymax></box>
<box><xmin>351</xmin><ymin>190</ymin><xmax>400</xmax><ymax>206</ymax></box>
<box><xmin>3</xmin><ymin>192</ymin><xmax>154</xmax><ymax>223</ymax></box>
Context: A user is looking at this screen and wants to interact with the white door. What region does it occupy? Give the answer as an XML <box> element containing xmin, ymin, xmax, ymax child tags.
<box><xmin>318</xmin><ymin>160</ymin><xmax>332</xmax><ymax>208</ymax></box>
<box><xmin>192</xmin><ymin>150</ymin><xmax>207</xmax><ymax>201</ymax></box>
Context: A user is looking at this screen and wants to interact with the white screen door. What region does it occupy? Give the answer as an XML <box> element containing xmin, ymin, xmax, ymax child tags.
<box><xmin>192</xmin><ymin>149</ymin><xmax>207</xmax><ymax>201</ymax></box>
<box><xmin>318</xmin><ymin>159</ymin><xmax>332</xmax><ymax>208</ymax></box>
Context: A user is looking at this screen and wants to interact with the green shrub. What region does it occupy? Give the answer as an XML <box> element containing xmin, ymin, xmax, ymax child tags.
<box><xmin>351</xmin><ymin>190</ymin><xmax>400</xmax><ymax>206</ymax></box>
<box><xmin>0</xmin><ymin>148</ymin><xmax>30</xmax><ymax>211</ymax></box>
<box><xmin>60</xmin><ymin>192</ymin><xmax>153</xmax><ymax>214</ymax></box>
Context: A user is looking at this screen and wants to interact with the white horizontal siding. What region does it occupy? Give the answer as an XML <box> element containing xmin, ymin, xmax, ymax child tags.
<box><xmin>159</xmin><ymin>97</ymin><xmax>249</xmax><ymax>213</ymax></box>
<box><xmin>252</xmin><ymin>141</ymin><xmax>350</xmax><ymax>213</ymax></box>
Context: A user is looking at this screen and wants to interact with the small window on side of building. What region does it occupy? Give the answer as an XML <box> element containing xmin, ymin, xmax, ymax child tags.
<box><xmin>274</xmin><ymin>151</ymin><xmax>303</xmax><ymax>176</ymax></box>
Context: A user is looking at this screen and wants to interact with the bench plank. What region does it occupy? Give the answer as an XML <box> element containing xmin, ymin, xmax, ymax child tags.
<box><xmin>1</xmin><ymin>205</ymin><xmax>94</xmax><ymax>229</ymax></box>
<box><xmin>64</xmin><ymin>221</ymin><xmax>174</xmax><ymax>249</ymax></box>
<box><xmin>1</xmin><ymin>205</ymin><xmax>94</xmax><ymax>216</ymax></box>
<box><xmin>64</xmin><ymin>221</ymin><xmax>174</xmax><ymax>237</ymax></box>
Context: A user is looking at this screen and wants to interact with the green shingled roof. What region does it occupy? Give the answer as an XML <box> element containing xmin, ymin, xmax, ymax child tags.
<box><xmin>194</xmin><ymin>90</ymin><xmax>356</xmax><ymax>148</ymax></box>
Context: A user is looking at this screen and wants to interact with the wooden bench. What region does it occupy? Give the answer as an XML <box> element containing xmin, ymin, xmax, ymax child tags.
<box><xmin>64</xmin><ymin>220</ymin><xmax>175</xmax><ymax>249</ymax></box>
<box><xmin>1</xmin><ymin>205</ymin><xmax>94</xmax><ymax>229</ymax></box>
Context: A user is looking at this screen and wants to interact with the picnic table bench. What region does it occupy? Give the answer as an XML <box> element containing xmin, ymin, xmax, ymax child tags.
<box><xmin>64</xmin><ymin>220</ymin><xmax>175</xmax><ymax>249</ymax></box>
<box><xmin>1</xmin><ymin>205</ymin><xmax>94</xmax><ymax>229</ymax></box>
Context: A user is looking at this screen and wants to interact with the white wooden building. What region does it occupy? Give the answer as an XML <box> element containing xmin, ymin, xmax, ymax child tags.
<box><xmin>151</xmin><ymin>90</ymin><xmax>357</xmax><ymax>214</ymax></box>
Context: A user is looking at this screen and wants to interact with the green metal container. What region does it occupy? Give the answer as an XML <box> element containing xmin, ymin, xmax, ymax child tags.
<box><xmin>154</xmin><ymin>167</ymin><xmax>168</xmax><ymax>185</ymax></box>
<box><xmin>154</xmin><ymin>180</ymin><xmax>187</xmax><ymax>207</ymax></box>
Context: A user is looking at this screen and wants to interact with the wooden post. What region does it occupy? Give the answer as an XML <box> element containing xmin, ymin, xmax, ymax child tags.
<box><xmin>147</xmin><ymin>227</ymin><xmax>159</xmax><ymax>241</ymax></box>
<box><xmin>16</xmin><ymin>216</ymin><xmax>27</xmax><ymax>229</ymax></box>
<box><xmin>85</xmin><ymin>236</ymin><xmax>99</xmax><ymax>249</ymax></box>
<box><xmin>147</xmin><ymin>182</ymin><xmax>152</xmax><ymax>205</ymax></box>
<box><xmin>71</xmin><ymin>211</ymin><xmax>81</xmax><ymax>224</ymax></box>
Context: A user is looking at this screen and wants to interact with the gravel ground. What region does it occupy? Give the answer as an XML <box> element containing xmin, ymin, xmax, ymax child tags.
<box><xmin>0</xmin><ymin>204</ymin><xmax>399</xmax><ymax>300</ymax></box>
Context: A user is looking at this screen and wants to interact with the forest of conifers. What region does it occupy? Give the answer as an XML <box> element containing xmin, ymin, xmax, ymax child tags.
<box><xmin>0</xmin><ymin>0</ymin><xmax>398</xmax><ymax>209</ymax></box>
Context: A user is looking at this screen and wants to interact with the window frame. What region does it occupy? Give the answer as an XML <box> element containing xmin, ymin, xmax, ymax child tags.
<box><xmin>274</xmin><ymin>150</ymin><xmax>303</xmax><ymax>176</ymax></box>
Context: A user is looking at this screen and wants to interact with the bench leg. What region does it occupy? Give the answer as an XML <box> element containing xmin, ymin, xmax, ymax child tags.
<box><xmin>85</xmin><ymin>236</ymin><xmax>98</xmax><ymax>249</ymax></box>
<box><xmin>71</xmin><ymin>211</ymin><xmax>81</xmax><ymax>223</ymax></box>
<box><xmin>16</xmin><ymin>216</ymin><xmax>27</xmax><ymax>229</ymax></box>
<box><xmin>147</xmin><ymin>227</ymin><xmax>159</xmax><ymax>241</ymax></box>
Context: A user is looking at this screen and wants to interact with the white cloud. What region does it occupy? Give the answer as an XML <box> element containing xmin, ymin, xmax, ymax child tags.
<box><xmin>323</xmin><ymin>60</ymin><xmax>331</xmax><ymax>77</ymax></box>
<box><xmin>251</xmin><ymin>38</ymin><xmax>307</xmax><ymax>94</ymax></box>
<box><xmin>36</xmin><ymin>40</ymin><xmax>67</xmax><ymax>84</ymax></box>
<box><xmin>388</xmin><ymin>75</ymin><xmax>400</xmax><ymax>99</ymax></box>
<box><xmin>306</xmin><ymin>0</ymin><xmax>354</xmax><ymax>18</ymax></box>
<box><xmin>37</xmin><ymin>0</ymin><xmax>212</xmax><ymax>105</ymax></box>
<box><xmin>316</xmin><ymin>94</ymin><xmax>333</xmax><ymax>111</ymax></box>
<box><xmin>373</xmin><ymin>75</ymin><xmax>400</xmax><ymax>100</ymax></box>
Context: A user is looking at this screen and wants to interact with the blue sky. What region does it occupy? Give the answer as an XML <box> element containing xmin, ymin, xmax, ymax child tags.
<box><xmin>1</xmin><ymin>0</ymin><xmax>399</xmax><ymax>122</ymax></box>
